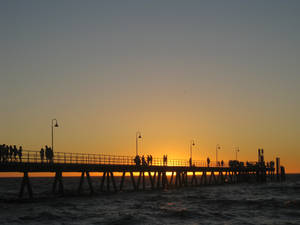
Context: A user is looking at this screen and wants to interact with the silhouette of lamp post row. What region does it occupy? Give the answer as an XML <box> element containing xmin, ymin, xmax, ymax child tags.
<box><xmin>136</xmin><ymin>131</ymin><xmax>142</xmax><ymax>156</ymax></box>
<box><xmin>51</xmin><ymin>119</ymin><xmax>59</xmax><ymax>152</ymax></box>
<box><xmin>216</xmin><ymin>144</ymin><xmax>221</xmax><ymax>164</ymax></box>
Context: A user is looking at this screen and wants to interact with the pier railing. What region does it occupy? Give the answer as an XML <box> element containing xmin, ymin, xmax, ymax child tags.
<box><xmin>1</xmin><ymin>150</ymin><xmax>229</xmax><ymax>167</ymax></box>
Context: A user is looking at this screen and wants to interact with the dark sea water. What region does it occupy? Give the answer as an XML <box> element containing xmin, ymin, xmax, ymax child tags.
<box><xmin>0</xmin><ymin>174</ymin><xmax>299</xmax><ymax>225</ymax></box>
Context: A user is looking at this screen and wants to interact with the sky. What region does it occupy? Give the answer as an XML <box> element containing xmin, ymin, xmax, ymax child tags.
<box><xmin>1</xmin><ymin>1</ymin><xmax>299</xmax><ymax>173</ymax></box>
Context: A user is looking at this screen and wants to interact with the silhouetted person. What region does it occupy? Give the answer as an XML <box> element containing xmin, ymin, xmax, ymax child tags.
<box><xmin>45</xmin><ymin>145</ymin><xmax>50</xmax><ymax>162</ymax></box>
<box><xmin>40</xmin><ymin>148</ymin><xmax>44</xmax><ymax>162</ymax></box>
<box><xmin>5</xmin><ymin>145</ymin><xmax>9</xmax><ymax>162</ymax></box>
<box><xmin>142</xmin><ymin>155</ymin><xmax>147</xmax><ymax>166</ymax></box>
<box><xmin>150</xmin><ymin>155</ymin><xmax>153</xmax><ymax>165</ymax></box>
<box><xmin>13</xmin><ymin>145</ymin><xmax>18</xmax><ymax>161</ymax></box>
<box><xmin>147</xmin><ymin>155</ymin><xmax>150</xmax><ymax>165</ymax></box>
<box><xmin>1</xmin><ymin>144</ymin><xmax>5</xmax><ymax>162</ymax></box>
<box><xmin>189</xmin><ymin>157</ymin><xmax>192</xmax><ymax>167</ymax></box>
<box><xmin>49</xmin><ymin>147</ymin><xmax>54</xmax><ymax>162</ymax></box>
<box><xmin>1</xmin><ymin>144</ymin><xmax>6</xmax><ymax>162</ymax></box>
<box><xmin>134</xmin><ymin>155</ymin><xmax>140</xmax><ymax>166</ymax></box>
<box><xmin>18</xmin><ymin>146</ymin><xmax>22</xmax><ymax>162</ymax></box>
<box><xmin>207</xmin><ymin>157</ymin><xmax>210</xmax><ymax>167</ymax></box>
<box><xmin>9</xmin><ymin>145</ymin><xmax>13</xmax><ymax>161</ymax></box>
<box><xmin>0</xmin><ymin>144</ymin><xmax>3</xmax><ymax>162</ymax></box>
<box><xmin>0</xmin><ymin>144</ymin><xmax>3</xmax><ymax>163</ymax></box>
<box><xmin>221</xmin><ymin>160</ymin><xmax>224</xmax><ymax>167</ymax></box>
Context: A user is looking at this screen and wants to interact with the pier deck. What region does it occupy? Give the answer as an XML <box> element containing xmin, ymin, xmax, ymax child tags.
<box><xmin>0</xmin><ymin>150</ymin><xmax>279</xmax><ymax>199</ymax></box>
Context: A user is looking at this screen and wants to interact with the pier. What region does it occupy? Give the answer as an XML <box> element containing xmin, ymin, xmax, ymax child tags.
<box><xmin>0</xmin><ymin>149</ymin><xmax>284</xmax><ymax>199</ymax></box>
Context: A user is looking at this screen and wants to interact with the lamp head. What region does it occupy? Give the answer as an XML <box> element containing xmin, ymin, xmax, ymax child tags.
<box><xmin>138</xmin><ymin>134</ymin><xmax>142</xmax><ymax>139</ymax></box>
<box><xmin>55</xmin><ymin>122</ymin><xmax>59</xmax><ymax>127</ymax></box>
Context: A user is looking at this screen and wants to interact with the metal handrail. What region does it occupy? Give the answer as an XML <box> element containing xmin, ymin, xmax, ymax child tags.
<box><xmin>0</xmin><ymin>149</ymin><xmax>271</xmax><ymax>168</ymax></box>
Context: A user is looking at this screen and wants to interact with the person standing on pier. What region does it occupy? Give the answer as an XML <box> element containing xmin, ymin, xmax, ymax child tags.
<box><xmin>45</xmin><ymin>145</ymin><xmax>49</xmax><ymax>162</ymax></box>
<box><xmin>221</xmin><ymin>160</ymin><xmax>224</xmax><ymax>167</ymax></box>
<box><xmin>9</xmin><ymin>145</ymin><xmax>14</xmax><ymax>161</ymax></box>
<box><xmin>163</xmin><ymin>155</ymin><xmax>168</xmax><ymax>166</ymax></box>
<box><xmin>40</xmin><ymin>148</ymin><xmax>44</xmax><ymax>163</ymax></box>
<box><xmin>134</xmin><ymin>155</ymin><xmax>140</xmax><ymax>166</ymax></box>
<box><xmin>18</xmin><ymin>146</ymin><xmax>22</xmax><ymax>162</ymax></box>
<box><xmin>166</xmin><ymin>155</ymin><xmax>168</xmax><ymax>166</ymax></box>
<box><xmin>147</xmin><ymin>155</ymin><xmax>150</xmax><ymax>165</ymax></box>
<box><xmin>49</xmin><ymin>147</ymin><xmax>54</xmax><ymax>163</ymax></box>
<box><xmin>142</xmin><ymin>155</ymin><xmax>146</xmax><ymax>166</ymax></box>
<box><xmin>0</xmin><ymin>144</ymin><xmax>3</xmax><ymax>162</ymax></box>
<box><xmin>207</xmin><ymin>157</ymin><xmax>210</xmax><ymax>167</ymax></box>
<box><xmin>0</xmin><ymin>145</ymin><xmax>3</xmax><ymax>163</ymax></box>
<box><xmin>13</xmin><ymin>145</ymin><xmax>18</xmax><ymax>161</ymax></box>
<box><xmin>4</xmin><ymin>145</ymin><xmax>8</xmax><ymax>162</ymax></box>
<box><xmin>2</xmin><ymin>145</ymin><xmax>6</xmax><ymax>162</ymax></box>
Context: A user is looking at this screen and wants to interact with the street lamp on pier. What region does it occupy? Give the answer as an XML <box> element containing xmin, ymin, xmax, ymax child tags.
<box><xmin>216</xmin><ymin>144</ymin><xmax>221</xmax><ymax>164</ymax></box>
<box><xmin>51</xmin><ymin>119</ymin><xmax>59</xmax><ymax>152</ymax></box>
<box><xmin>190</xmin><ymin>140</ymin><xmax>195</xmax><ymax>162</ymax></box>
<box><xmin>235</xmin><ymin>146</ymin><xmax>240</xmax><ymax>161</ymax></box>
<box><xmin>136</xmin><ymin>131</ymin><xmax>142</xmax><ymax>156</ymax></box>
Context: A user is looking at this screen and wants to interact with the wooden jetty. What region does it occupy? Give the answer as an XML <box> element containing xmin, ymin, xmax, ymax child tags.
<box><xmin>0</xmin><ymin>149</ymin><xmax>284</xmax><ymax>199</ymax></box>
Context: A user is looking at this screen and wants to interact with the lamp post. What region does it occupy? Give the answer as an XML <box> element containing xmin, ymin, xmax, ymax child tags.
<box><xmin>190</xmin><ymin>140</ymin><xmax>195</xmax><ymax>161</ymax></box>
<box><xmin>235</xmin><ymin>146</ymin><xmax>240</xmax><ymax>161</ymax></box>
<box><xmin>51</xmin><ymin>119</ymin><xmax>59</xmax><ymax>151</ymax></box>
<box><xmin>136</xmin><ymin>131</ymin><xmax>142</xmax><ymax>156</ymax></box>
<box><xmin>216</xmin><ymin>144</ymin><xmax>221</xmax><ymax>164</ymax></box>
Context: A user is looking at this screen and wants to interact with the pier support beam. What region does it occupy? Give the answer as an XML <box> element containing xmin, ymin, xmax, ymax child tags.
<box><xmin>130</xmin><ymin>172</ymin><xmax>137</xmax><ymax>191</ymax></box>
<box><xmin>191</xmin><ymin>172</ymin><xmax>198</xmax><ymax>186</ymax></box>
<box><xmin>228</xmin><ymin>171</ymin><xmax>233</xmax><ymax>184</ymax></box>
<box><xmin>78</xmin><ymin>171</ymin><xmax>94</xmax><ymax>194</ymax></box>
<box><xmin>119</xmin><ymin>172</ymin><xmax>126</xmax><ymax>191</ymax></box>
<box><xmin>182</xmin><ymin>172</ymin><xmax>188</xmax><ymax>186</ymax></box>
<box><xmin>19</xmin><ymin>172</ymin><xmax>33</xmax><ymax>199</ymax></box>
<box><xmin>175</xmin><ymin>172</ymin><xmax>182</xmax><ymax>187</ymax></box>
<box><xmin>162</xmin><ymin>172</ymin><xmax>168</xmax><ymax>189</ymax></box>
<box><xmin>157</xmin><ymin>172</ymin><xmax>161</xmax><ymax>189</ymax></box>
<box><xmin>52</xmin><ymin>171</ymin><xmax>64</xmax><ymax>196</ymax></box>
<box><xmin>218</xmin><ymin>171</ymin><xmax>224</xmax><ymax>184</ymax></box>
<box><xmin>136</xmin><ymin>172</ymin><xmax>142</xmax><ymax>190</ymax></box>
<box><xmin>148</xmin><ymin>171</ymin><xmax>154</xmax><ymax>190</ymax></box>
<box><xmin>110</xmin><ymin>172</ymin><xmax>117</xmax><ymax>192</ymax></box>
<box><xmin>100</xmin><ymin>171</ymin><xmax>117</xmax><ymax>192</ymax></box>
<box><xmin>169</xmin><ymin>172</ymin><xmax>174</xmax><ymax>186</ymax></box>
<box><xmin>100</xmin><ymin>172</ymin><xmax>106</xmax><ymax>191</ymax></box>
<box><xmin>200</xmin><ymin>171</ymin><xmax>207</xmax><ymax>185</ymax></box>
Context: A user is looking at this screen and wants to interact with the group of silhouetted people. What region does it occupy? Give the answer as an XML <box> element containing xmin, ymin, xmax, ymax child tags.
<box><xmin>40</xmin><ymin>145</ymin><xmax>54</xmax><ymax>163</ymax></box>
<box><xmin>0</xmin><ymin>144</ymin><xmax>22</xmax><ymax>163</ymax></box>
<box><xmin>134</xmin><ymin>155</ymin><xmax>153</xmax><ymax>166</ymax></box>
<box><xmin>163</xmin><ymin>155</ymin><xmax>168</xmax><ymax>166</ymax></box>
<box><xmin>133</xmin><ymin>154</ymin><xmax>226</xmax><ymax>167</ymax></box>
<box><xmin>147</xmin><ymin>155</ymin><xmax>153</xmax><ymax>165</ymax></box>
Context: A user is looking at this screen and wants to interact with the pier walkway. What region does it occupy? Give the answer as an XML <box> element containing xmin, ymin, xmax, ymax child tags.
<box><xmin>0</xmin><ymin>150</ymin><xmax>281</xmax><ymax>199</ymax></box>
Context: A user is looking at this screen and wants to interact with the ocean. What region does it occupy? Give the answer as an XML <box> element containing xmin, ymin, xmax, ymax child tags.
<box><xmin>0</xmin><ymin>174</ymin><xmax>299</xmax><ymax>225</ymax></box>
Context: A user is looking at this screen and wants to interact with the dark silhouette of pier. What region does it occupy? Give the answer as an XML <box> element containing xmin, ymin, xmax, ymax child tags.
<box><xmin>0</xmin><ymin>149</ymin><xmax>285</xmax><ymax>199</ymax></box>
